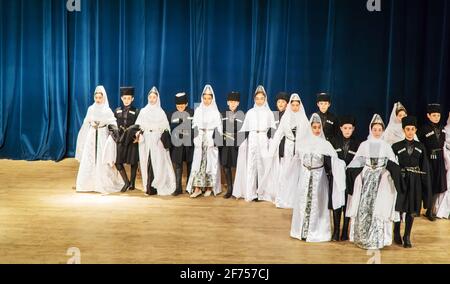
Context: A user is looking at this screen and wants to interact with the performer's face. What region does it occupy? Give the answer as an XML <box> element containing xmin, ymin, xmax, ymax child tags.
<box><xmin>404</xmin><ymin>126</ymin><xmax>417</xmax><ymax>141</ymax></box>
<box><xmin>254</xmin><ymin>93</ymin><xmax>266</xmax><ymax>107</ymax></box>
<box><xmin>94</xmin><ymin>92</ymin><xmax>104</xmax><ymax>104</ymax></box>
<box><xmin>290</xmin><ymin>101</ymin><xmax>301</xmax><ymax>112</ymax></box>
<box><xmin>427</xmin><ymin>113</ymin><xmax>441</xmax><ymax>124</ymax></box>
<box><xmin>121</xmin><ymin>95</ymin><xmax>134</xmax><ymax>107</ymax></box>
<box><xmin>176</xmin><ymin>103</ymin><xmax>187</xmax><ymax>112</ymax></box>
<box><xmin>203</xmin><ymin>94</ymin><xmax>213</xmax><ymax>106</ymax></box>
<box><xmin>148</xmin><ymin>92</ymin><xmax>158</xmax><ymax>105</ymax></box>
<box><xmin>227</xmin><ymin>100</ymin><xmax>239</xmax><ymax>112</ymax></box>
<box><xmin>340</xmin><ymin>124</ymin><xmax>355</xmax><ymax>139</ymax></box>
<box><xmin>317</xmin><ymin>101</ymin><xmax>330</xmax><ymax>113</ymax></box>
<box><xmin>311</xmin><ymin>122</ymin><xmax>322</xmax><ymax>136</ymax></box>
<box><xmin>277</xmin><ymin>100</ymin><xmax>287</xmax><ymax>112</ymax></box>
<box><xmin>371</xmin><ymin>124</ymin><xmax>384</xmax><ymax>139</ymax></box>
<box><xmin>396</xmin><ymin>110</ymin><xmax>407</xmax><ymax>123</ymax></box>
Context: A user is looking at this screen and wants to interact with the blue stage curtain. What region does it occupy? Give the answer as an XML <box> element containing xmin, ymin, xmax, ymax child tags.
<box><xmin>1</xmin><ymin>0</ymin><xmax>449</xmax><ymax>160</ymax></box>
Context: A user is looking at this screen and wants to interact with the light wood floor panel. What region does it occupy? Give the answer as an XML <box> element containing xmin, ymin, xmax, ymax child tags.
<box><xmin>0</xmin><ymin>159</ymin><xmax>449</xmax><ymax>264</ymax></box>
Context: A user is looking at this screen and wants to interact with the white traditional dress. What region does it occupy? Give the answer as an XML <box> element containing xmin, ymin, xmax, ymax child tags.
<box><xmin>233</xmin><ymin>85</ymin><xmax>277</xmax><ymax>202</ymax></box>
<box><xmin>270</xmin><ymin>93</ymin><xmax>310</xmax><ymax>208</ymax></box>
<box><xmin>290</xmin><ymin>113</ymin><xmax>346</xmax><ymax>242</ymax></box>
<box><xmin>436</xmin><ymin>113</ymin><xmax>450</xmax><ymax>219</ymax></box>
<box><xmin>75</xmin><ymin>86</ymin><xmax>124</xmax><ymax>194</ymax></box>
<box><xmin>136</xmin><ymin>87</ymin><xmax>176</xmax><ymax>196</ymax></box>
<box><xmin>346</xmin><ymin>114</ymin><xmax>398</xmax><ymax>249</ymax></box>
<box><xmin>186</xmin><ymin>85</ymin><xmax>222</xmax><ymax>195</ymax></box>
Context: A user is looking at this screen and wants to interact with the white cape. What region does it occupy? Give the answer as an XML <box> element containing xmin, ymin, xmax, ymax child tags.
<box><xmin>186</xmin><ymin>84</ymin><xmax>222</xmax><ymax>195</ymax></box>
<box><xmin>136</xmin><ymin>87</ymin><xmax>176</xmax><ymax>195</ymax></box>
<box><xmin>75</xmin><ymin>86</ymin><xmax>124</xmax><ymax>194</ymax></box>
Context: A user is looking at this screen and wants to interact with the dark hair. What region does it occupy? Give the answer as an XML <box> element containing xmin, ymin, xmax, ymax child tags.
<box><xmin>370</xmin><ymin>122</ymin><xmax>385</xmax><ymax>130</ymax></box>
<box><xmin>254</xmin><ymin>91</ymin><xmax>266</xmax><ymax>98</ymax></box>
<box><xmin>395</xmin><ymin>109</ymin><xmax>407</xmax><ymax>116</ymax></box>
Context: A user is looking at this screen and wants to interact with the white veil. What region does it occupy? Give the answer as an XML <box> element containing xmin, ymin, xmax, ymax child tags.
<box><xmin>192</xmin><ymin>84</ymin><xmax>222</xmax><ymax>132</ymax></box>
<box><xmin>278</xmin><ymin>93</ymin><xmax>310</xmax><ymax>136</ymax></box>
<box><xmin>382</xmin><ymin>102</ymin><xmax>406</xmax><ymax>145</ymax></box>
<box><xmin>445</xmin><ymin>112</ymin><xmax>450</xmax><ymax>143</ymax></box>
<box><xmin>84</xmin><ymin>85</ymin><xmax>116</xmax><ymax>124</ymax></box>
<box><xmin>296</xmin><ymin>113</ymin><xmax>337</xmax><ymax>157</ymax></box>
<box><xmin>348</xmin><ymin>114</ymin><xmax>397</xmax><ymax>168</ymax></box>
<box><xmin>75</xmin><ymin>85</ymin><xmax>116</xmax><ymax>161</ymax></box>
<box><xmin>136</xmin><ymin>86</ymin><xmax>170</xmax><ymax>131</ymax></box>
<box><xmin>240</xmin><ymin>85</ymin><xmax>276</xmax><ymax>132</ymax></box>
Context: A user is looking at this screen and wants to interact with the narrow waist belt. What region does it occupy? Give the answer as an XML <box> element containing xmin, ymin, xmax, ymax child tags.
<box><xmin>303</xmin><ymin>164</ymin><xmax>324</xmax><ymax>170</ymax></box>
<box><xmin>402</xmin><ymin>166</ymin><xmax>426</xmax><ymax>175</ymax></box>
<box><xmin>365</xmin><ymin>164</ymin><xmax>385</xmax><ymax>169</ymax></box>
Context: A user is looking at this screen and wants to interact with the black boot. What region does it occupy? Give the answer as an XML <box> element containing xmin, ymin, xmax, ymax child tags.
<box><xmin>424</xmin><ymin>195</ymin><xmax>437</xmax><ymax>221</ymax></box>
<box><xmin>186</xmin><ymin>163</ymin><xmax>192</xmax><ymax>193</ymax></box>
<box><xmin>424</xmin><ymin>210</ymin><xmax>436</xmax><ymax>221</ymax></box>
<box><xmin>403</xmin><ymin>214</ymin><xmax>414</xmax><ymax>248</ymax></box>
<box><xmin>147</xmin><ymin>187</ymin><xmax>157</xmax><ymax>196</ymax></box>
<box><xmin>394</xmin><ymin>221</ymin><xmax>402</xmax><ymax>246</ymax></box>
<box><xmin>172</xmin><ymin>166</ymin><xmax>183</xmax><ymax>196</ymax></box>
<box><xmin>332</xmin><ymin>208</ymin><xmax>342</xmax><ymax>241</ymax></box>
<box><xmin>223</xmin><ymin>167</ymin><xmax>234</xmax><ymax>199</ymax></box>
<box><xmin>128</xmin><ymin>164</ymin><xmax>138</xmax><ymax>191</ymax></box>
<box><xmin>146</xmin><ymin>152</ymin><xmax>156</xmax><ymax>196</ymax></box>
<box><xmin>341</xmin><ymin>216</ymin><xmax>350</xmax><ymax>241</ymax></box>
<box><xmin>117</xmin><ymin>165</ymin><xmax>129</xmax><ymax>193</ymax></box>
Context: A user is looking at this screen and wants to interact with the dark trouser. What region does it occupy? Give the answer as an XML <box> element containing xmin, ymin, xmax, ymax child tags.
<box><xmin>146</xmin><ymin>151</ymin><xmax>156</xmax><ymax>195</ymax></box>
<box><xmin>223</xmin><ymin>167</ymin><xmax>234</xmax><ymax>198</ymax></box>
<box><xmin>333</xmin><ymin>195</ymin><xmax>350</xmax><ymax>241</ymax></box>
<box><xmin>332</xmin><ymin>208</ymin><xmax>342</xmax><ymax>241</ymax></box>
<box><xmin>394</xmin><ymin>213</ymin><xmax>414</xmax><ymax>247</ymax></box>
<box><xmin>173</xmin><ymin>162</ymin><xmax>191</xmax><ymax>194</ymax></box>
<box><xmin>116</xmin><ymin>163</ymin><xmax>138</xmax><ymax>190</ymax></box>
<box><xmin>426</xmin><ymin>194</ymin><xmax>439</xmax><ymax>217</ymax></box>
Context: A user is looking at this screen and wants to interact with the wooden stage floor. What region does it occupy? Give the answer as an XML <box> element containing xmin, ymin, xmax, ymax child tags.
<box><xmin>0</xmin><ymin>159</ymin><xmax>449</xmax><ymax>264</ymax></box>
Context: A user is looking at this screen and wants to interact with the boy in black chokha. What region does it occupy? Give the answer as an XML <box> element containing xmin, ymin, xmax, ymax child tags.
<box><xmin>330</xmin><ymin>115</ymin><xmax>361</xmax><ymax>241</ymax></box>
<box><xmin>392</xmin><ymin>116</ymin><xmax>432</xmax><ymax>248</ymax></box>
<box><xmin>220</xmin><ymin>92</ymin><xmax>245</xmax><ymax>199</ymax></box>
<box><xmin>169</xmin><ymin>92</ymin><xmax>195</xmax><ymax>196</ymax></box>
<box><xmin>418</xmin><ymin>104</ymin><xmax>448</xmax><ymax>221</ymax></box>
<box><xmin>274</xmin><ymin>92</ymin><xmax>290</xmax><ymax>159</ymax></box>
<box><xmin>315</xmin><ymin>92</ymin><xmax>339</xmax><ymax>141</ymax></box>
<box><xmin>115</xmin><ymin>87</ymin><xmax>140</xmax><ymax>192</ymax></box>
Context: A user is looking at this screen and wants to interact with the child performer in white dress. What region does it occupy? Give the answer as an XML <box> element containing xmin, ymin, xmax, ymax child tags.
<box><xmin>346</xmin><ymin>114</ymin><xmax>401</xmax><ymax>250</ymax></box>
<box><xmin>436</xmin><ymin>112</ymin><xmax>450</xmax><ymax>219</ymax></box>
<box><xmin>290</xmin><ymin>113</ymin><xmax>346</xmax><ymax>242</ymax></box>
<box><xmin>186</xmin><ymin>85</ymin><xmax>223</xmax><ymax>198</ymax></box>
<box><xmin>135</xmin><ymin>87</ymin><xmax>176</xmax><ymax>196</ymax></box>
<box><xmin>75</xmin><ymin>85</ymin><xmax>124</xmax><ymax>194</ymax></box>
<box><xmin>270</xmin><ymin>93</ymin><xmax>310</xmax><ymax>208</ymax></box>
<box><xmin>233</xmin><ymin>85</ymin><xmax>277</xmax><ymax>202</ymax></box>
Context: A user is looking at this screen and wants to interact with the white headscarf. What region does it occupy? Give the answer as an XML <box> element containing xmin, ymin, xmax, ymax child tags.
<box><xmin>382</xmin><ymin>102</ymin><xmax>407</xmax><ymax>145</ymax></box>
<box><xmin>252</xmin><ymin>85</ymin><xmax>270</xmax><ymax>109</ymax></box>
<box><xmin>279</xmin><ymin>93</ymin><xmax>309</xmax><ymax>130</ymax></box>
<box><xmin>240</xmin><ymin>85</ymin><xmax>276</xmax><ymax>132</ymax></box>
<box><xmin>84</xmin><ymin>85</ymin><xmax>116</xmax><ymax>125</ymax></box>
<box><xmin>445</xmin><ymin>112</ymin><xmax>450</xmax><ymax>143</ymax></box>
<box><xmin>192</xmin><ymin>84</ymin><xmax>222</xmax><ymax>131</ymax></box>
<box><xmin>295</xmin><ymin>113</ymin><xmax>337</xmax><ymax>157</ymax></box>
<box><xmin>348</xmin><ymin>114</ymin><xmax>397</xmax><ymax>168</ymax></box>
<box><xmin>136</xmin><ymin>86</ymin><xmax>170</xmax><ymax>131</ymax></box>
